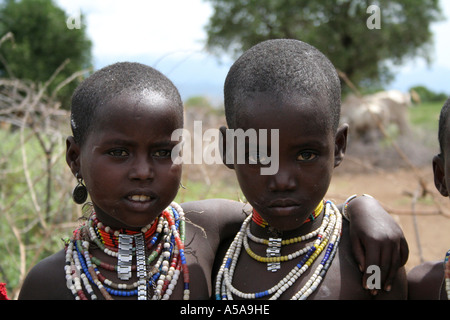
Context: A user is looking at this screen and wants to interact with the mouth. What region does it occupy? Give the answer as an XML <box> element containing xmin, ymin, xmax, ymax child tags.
<box><xmin>268</xmin><ymin>199</ymin><xmax>300</xmax><ymax>208</ymax></box>
<box><xmin>127</xmin><ymin>194</ymin><xmax>152</xmax><ymax>202</ymax></box>
<box><xmin>123</xmin><ymin>191</ymin><xmax>157</xmax><ymax>212</ymax></box>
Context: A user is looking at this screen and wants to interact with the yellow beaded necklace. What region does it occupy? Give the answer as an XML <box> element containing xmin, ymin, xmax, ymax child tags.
<box><xmin>247</xmin><ymin>201</ymin><xmax>324</xmax><ymax>272</ymax></box>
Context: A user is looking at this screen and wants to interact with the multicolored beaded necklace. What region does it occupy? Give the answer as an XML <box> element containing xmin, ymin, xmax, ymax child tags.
<box><xmin>64</xmin><ymin>202</ymin><xmax>190</xmax><ymax>300</ymax></box>
<box><xmin>215</xmin><ymin>200</ymin><xmax>342</xmax><ymax>300</ymax></box>
<box><xmin>444</xmin><ymin>249</ymin><xmax>450</xmax><ymax>300</ymax></box>
<box><xmin>250</xmin><ymin>201</ymin><xmax>324</xmax><ymax>272</ymax></box>
<box><xmin>251</xmin><ymin>200</ymin><xmax>323</xmax><ymax>229</ymax></box>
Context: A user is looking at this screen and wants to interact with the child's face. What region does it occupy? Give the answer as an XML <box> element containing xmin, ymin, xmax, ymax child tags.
<box><xmin>230</xmin><ymin>92</ymin><xmax>346</xmax><ymax>232</ymax></box>
<box><xmin>433</xmin><ymin>117</ymin><xmax>450</xmax><ymax>198</ymax></box>
<box><xmin>72</xmin><ymin>92</ymin><xmax>182</xmax><ymax>229</ymax></box>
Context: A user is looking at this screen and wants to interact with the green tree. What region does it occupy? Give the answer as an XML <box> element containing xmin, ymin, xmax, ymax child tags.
<box><xmin>0</xmin><ymin>0</ymin><xmax>92</xmax><ymax>107</ymax></box>
<box><xmin>205</xmin><ymin>0</ymin><xmax>442</xmax><ymax>90</ymax></box>
<box><xmin>410</xmin><ymin>85</ymin><xmax>448</xmax><ymax>102</ymax></box>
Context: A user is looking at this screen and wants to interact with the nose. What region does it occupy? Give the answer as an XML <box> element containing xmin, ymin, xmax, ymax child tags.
<box><xmin>268</xmin><ymin>166</ymin><xmax>297</xmax><ymax>192</ymax></box>
<box><xmin>129</xmin><ymin>154</ymin><xmax>154</xmax><ymax>181</ymax></box>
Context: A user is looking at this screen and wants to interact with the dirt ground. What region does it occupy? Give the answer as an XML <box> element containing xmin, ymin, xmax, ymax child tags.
<box><xmin>328</xmin><ymin>160</ymin><xmax>450</xmax><ymax>272</ymax></box>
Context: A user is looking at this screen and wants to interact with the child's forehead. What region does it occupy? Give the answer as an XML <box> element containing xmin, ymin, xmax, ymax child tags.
<box><xmin>439</xmin><ymin>110</ymin><xmax>450</xmax><ymax>154</ymax></box>
<box><xmin>88</xmin><ymin>91</ymin><xmax>182</xmax><ymax>136</ymax></box>
<box><xmin>88</xmin><ymin>103</ymin><xmax>180</xmax><ymax>143</ymax></box>
<box><xmin>443</xmin><ymin>124</ymin><xmax>450</xmax><ymax>152</ymax></box>
<box><xmin>105</xmin><ymin>90</ymin><xmax>173</xmax><ymax>110</ymax></box>
<box><xmin>236</xmin><ymin>91</ymin><xmax>331</xmax><ymax>126</ymax></box>
<box><xmin>243</xmin><ymin>90</ymin><xmax>327</xmax><ymax>109</ymax></box>
<box><xmin>96</xmin><ymin>91</ymin><xmax>181</xmax><ymax>121</ymax></box>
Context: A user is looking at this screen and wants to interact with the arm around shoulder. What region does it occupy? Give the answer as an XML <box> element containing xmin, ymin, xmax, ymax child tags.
<box><xmin>180</xmin><ymin>199</ymin><xmax>249</xmax><ymax>242</ymax></box>
<box><xmin>373</xmin><ymin>266</ymin><xmax>407</xmax><ymax>300</ymax></box>
<box><xmin>344</xmin><ymin>195</ymin><xmax>409</xmax><ymax>292</ymax></box>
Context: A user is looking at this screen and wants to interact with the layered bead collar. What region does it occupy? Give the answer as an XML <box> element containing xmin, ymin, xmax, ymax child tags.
<box><xmin>64</xmin><ymin>202</ymin><xmax>190</xmax><ymax>300</ymax></box>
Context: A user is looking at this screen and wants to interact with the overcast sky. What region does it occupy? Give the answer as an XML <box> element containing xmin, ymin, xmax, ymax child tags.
<box><xmin>57</xmin><ymin>0</ymin><xmax>450</xmax><ymax>103</ymax></box>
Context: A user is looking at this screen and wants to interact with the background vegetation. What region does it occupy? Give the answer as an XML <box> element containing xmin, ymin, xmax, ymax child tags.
<box><xmin>205</xmin><ymin>0</ymin><xmax>442</xmax><ymax>90</ymax></box>
<box><xmin>0</xmin><ymin>0</ymin><xmax>92</xmax><ymax>106</ymax></box>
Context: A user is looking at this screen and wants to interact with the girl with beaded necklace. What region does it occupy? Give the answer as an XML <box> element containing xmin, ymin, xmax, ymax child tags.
<box><xmin>17</xmin><ymin>62</ymin><xmax>248</xmax><ymax>300</ymax></box>
<box><xmin>17</xmin><ymin>61</ymin><xmax>407</xmax><ymax>300</ymax></box>
<box><xmin>215</xmin><ymin>39</ymin><xmax>408</xmax><ymax>300</ymax></box>
<box><xmin>408</xmin><ymin>97</ymin><xmax>450</xmax><ymax>300</ymax></box>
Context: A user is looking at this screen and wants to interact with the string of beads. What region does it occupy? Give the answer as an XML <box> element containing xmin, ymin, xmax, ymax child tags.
<box><xmin>444</xmin><ymin>249</ymin><xmax>450</xmax><ymax>300</ymax></box>
<box><xmin>251</xmin><ymin>200</ymin><xmax>323</xmax><ymax>228</ymax></box>
<box><xmin>64</xmin><ymin>202</ymin><xmax>189</xmax><ymax>300</ymax></box>
<box><xmin>245</xmin><ymin>201</ymin><xmax>324</xmax><ymax>264</ymax></box>
<box><xmin>215</xmin><ymin>200</ymin><xmax>342</xmax><ymax>300</ymax></box>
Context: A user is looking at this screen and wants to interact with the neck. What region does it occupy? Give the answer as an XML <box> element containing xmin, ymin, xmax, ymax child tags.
<box><xmin>91</xmin><ymin>212</ymin><xmax>158</xmax><ymax>248</ymax></box>
<box><xmin>251</xmin><ymin>200</ymin><xmax>324</xmax><ymax>239</ymax></box>
<box><xmin>88</xmin><ymin>203</ymin><xmax>157</xmax><ymax>232</ymax></box>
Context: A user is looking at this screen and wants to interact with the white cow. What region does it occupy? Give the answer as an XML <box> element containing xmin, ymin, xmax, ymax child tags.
<box><xmin>341</xmin><ymin>90</ymin><xmax>411</xmax><ymax>141</ymax></box>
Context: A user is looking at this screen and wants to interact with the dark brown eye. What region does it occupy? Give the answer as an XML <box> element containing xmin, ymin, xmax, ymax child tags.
<box><xmin>108</xmin><ymin>149</ymin><xmax>129</xmax><ymax>157</ymax></box>
<box><xmin>153</xmin><ymin>150</ymin><xmax>171</xmax><ymax>158</ymax></box>
<box><xmin>297</xmin><ymin>151</ymin><xmax>317</xmax><ymax>161</ymax></box>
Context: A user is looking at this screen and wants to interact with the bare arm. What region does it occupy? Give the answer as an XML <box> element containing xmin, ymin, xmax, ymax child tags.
<box><xmin>181</xmin><ymin>198</ymin><xmax>249</xmax><ymax>245</ymax></box>
<box><xmin>345</xmin><ymin>195</ymin><xmax>409</xmax><ymax>293</ymax></box>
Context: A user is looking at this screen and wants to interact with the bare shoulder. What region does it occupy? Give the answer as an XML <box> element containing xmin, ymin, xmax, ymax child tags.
<box><xmin>322</xmin><ymin>221</ymin><xmax>373</xmax><ymax>299</ymax></box>
<box><xmin>18</xmin><ymin>249</ymin><xmax>72</xmax><ymax>300</ymax></box>
<box><xmin>408</xmin><ymin>260</ymin><xmax>444</xmax><ymax>300</ymax></box>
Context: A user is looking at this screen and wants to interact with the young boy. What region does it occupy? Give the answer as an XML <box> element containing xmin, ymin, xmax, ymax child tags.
<box><xmin>407</xmin><ymin>97</ymin><xmax>450</xmax><ymax>300</ymax></box>
<box><xmin>215</xmin><ymin>39</ymin><xmax>407</xmax><ymax>300</ymax></box>
<box><xmin>18</xmin><ymin>61</ymin><xmax>405</xmax><ymax>300</ymax></box>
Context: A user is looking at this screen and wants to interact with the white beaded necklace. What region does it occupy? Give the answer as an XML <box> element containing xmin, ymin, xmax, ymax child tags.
<box><xmin>244</xmin><ymin>220</ymin><xmax>321</xmax><ymax>264</ymax></box>
<box><xmin>215</xmin><ymin>200</ymin><xmax>342</xmax><ymax>300</ymax></box>
<box><xmin>64</xmin><ymin>202</ymin><xmax>190</xmax><ymax>300</ymax></box>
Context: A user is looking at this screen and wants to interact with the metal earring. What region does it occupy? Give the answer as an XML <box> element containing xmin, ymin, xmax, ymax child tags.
<box><xmin>72</xmin><ymin>173</ymin><xmax>88</xmax><ymax>204</ymax></box>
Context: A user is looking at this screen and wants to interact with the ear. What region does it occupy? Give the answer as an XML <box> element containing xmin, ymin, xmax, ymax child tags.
<box><xmin>334</xmin><ymin>124</ymin><xmax>348</xmax><ymax>168</ymax></box>
<box><xmin>66</xmin><ymin>136</ymin><xmax>82</xmax><ymax>177</ymax></box>
<box><xmin>432</xmin><ymin>154</ymin><xmax>448</xmax><ymax>197</ymax></box>
<box><xmin>219</xmin><ymin>125</ymin><xmax>235</xmax><ymax>170</ymax></box>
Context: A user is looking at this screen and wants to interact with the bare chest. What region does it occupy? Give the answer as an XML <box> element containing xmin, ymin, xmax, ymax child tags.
<box><xmin>219</xmin><ymin>237</ymin><xmax>369</xmax><ymax>300</ymax></box>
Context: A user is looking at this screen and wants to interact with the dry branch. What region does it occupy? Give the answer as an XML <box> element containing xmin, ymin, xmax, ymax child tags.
<box><xmin>0</xmin><ymin>50</ymin><xmax>89</xmax><ymax>297</ymax></box>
